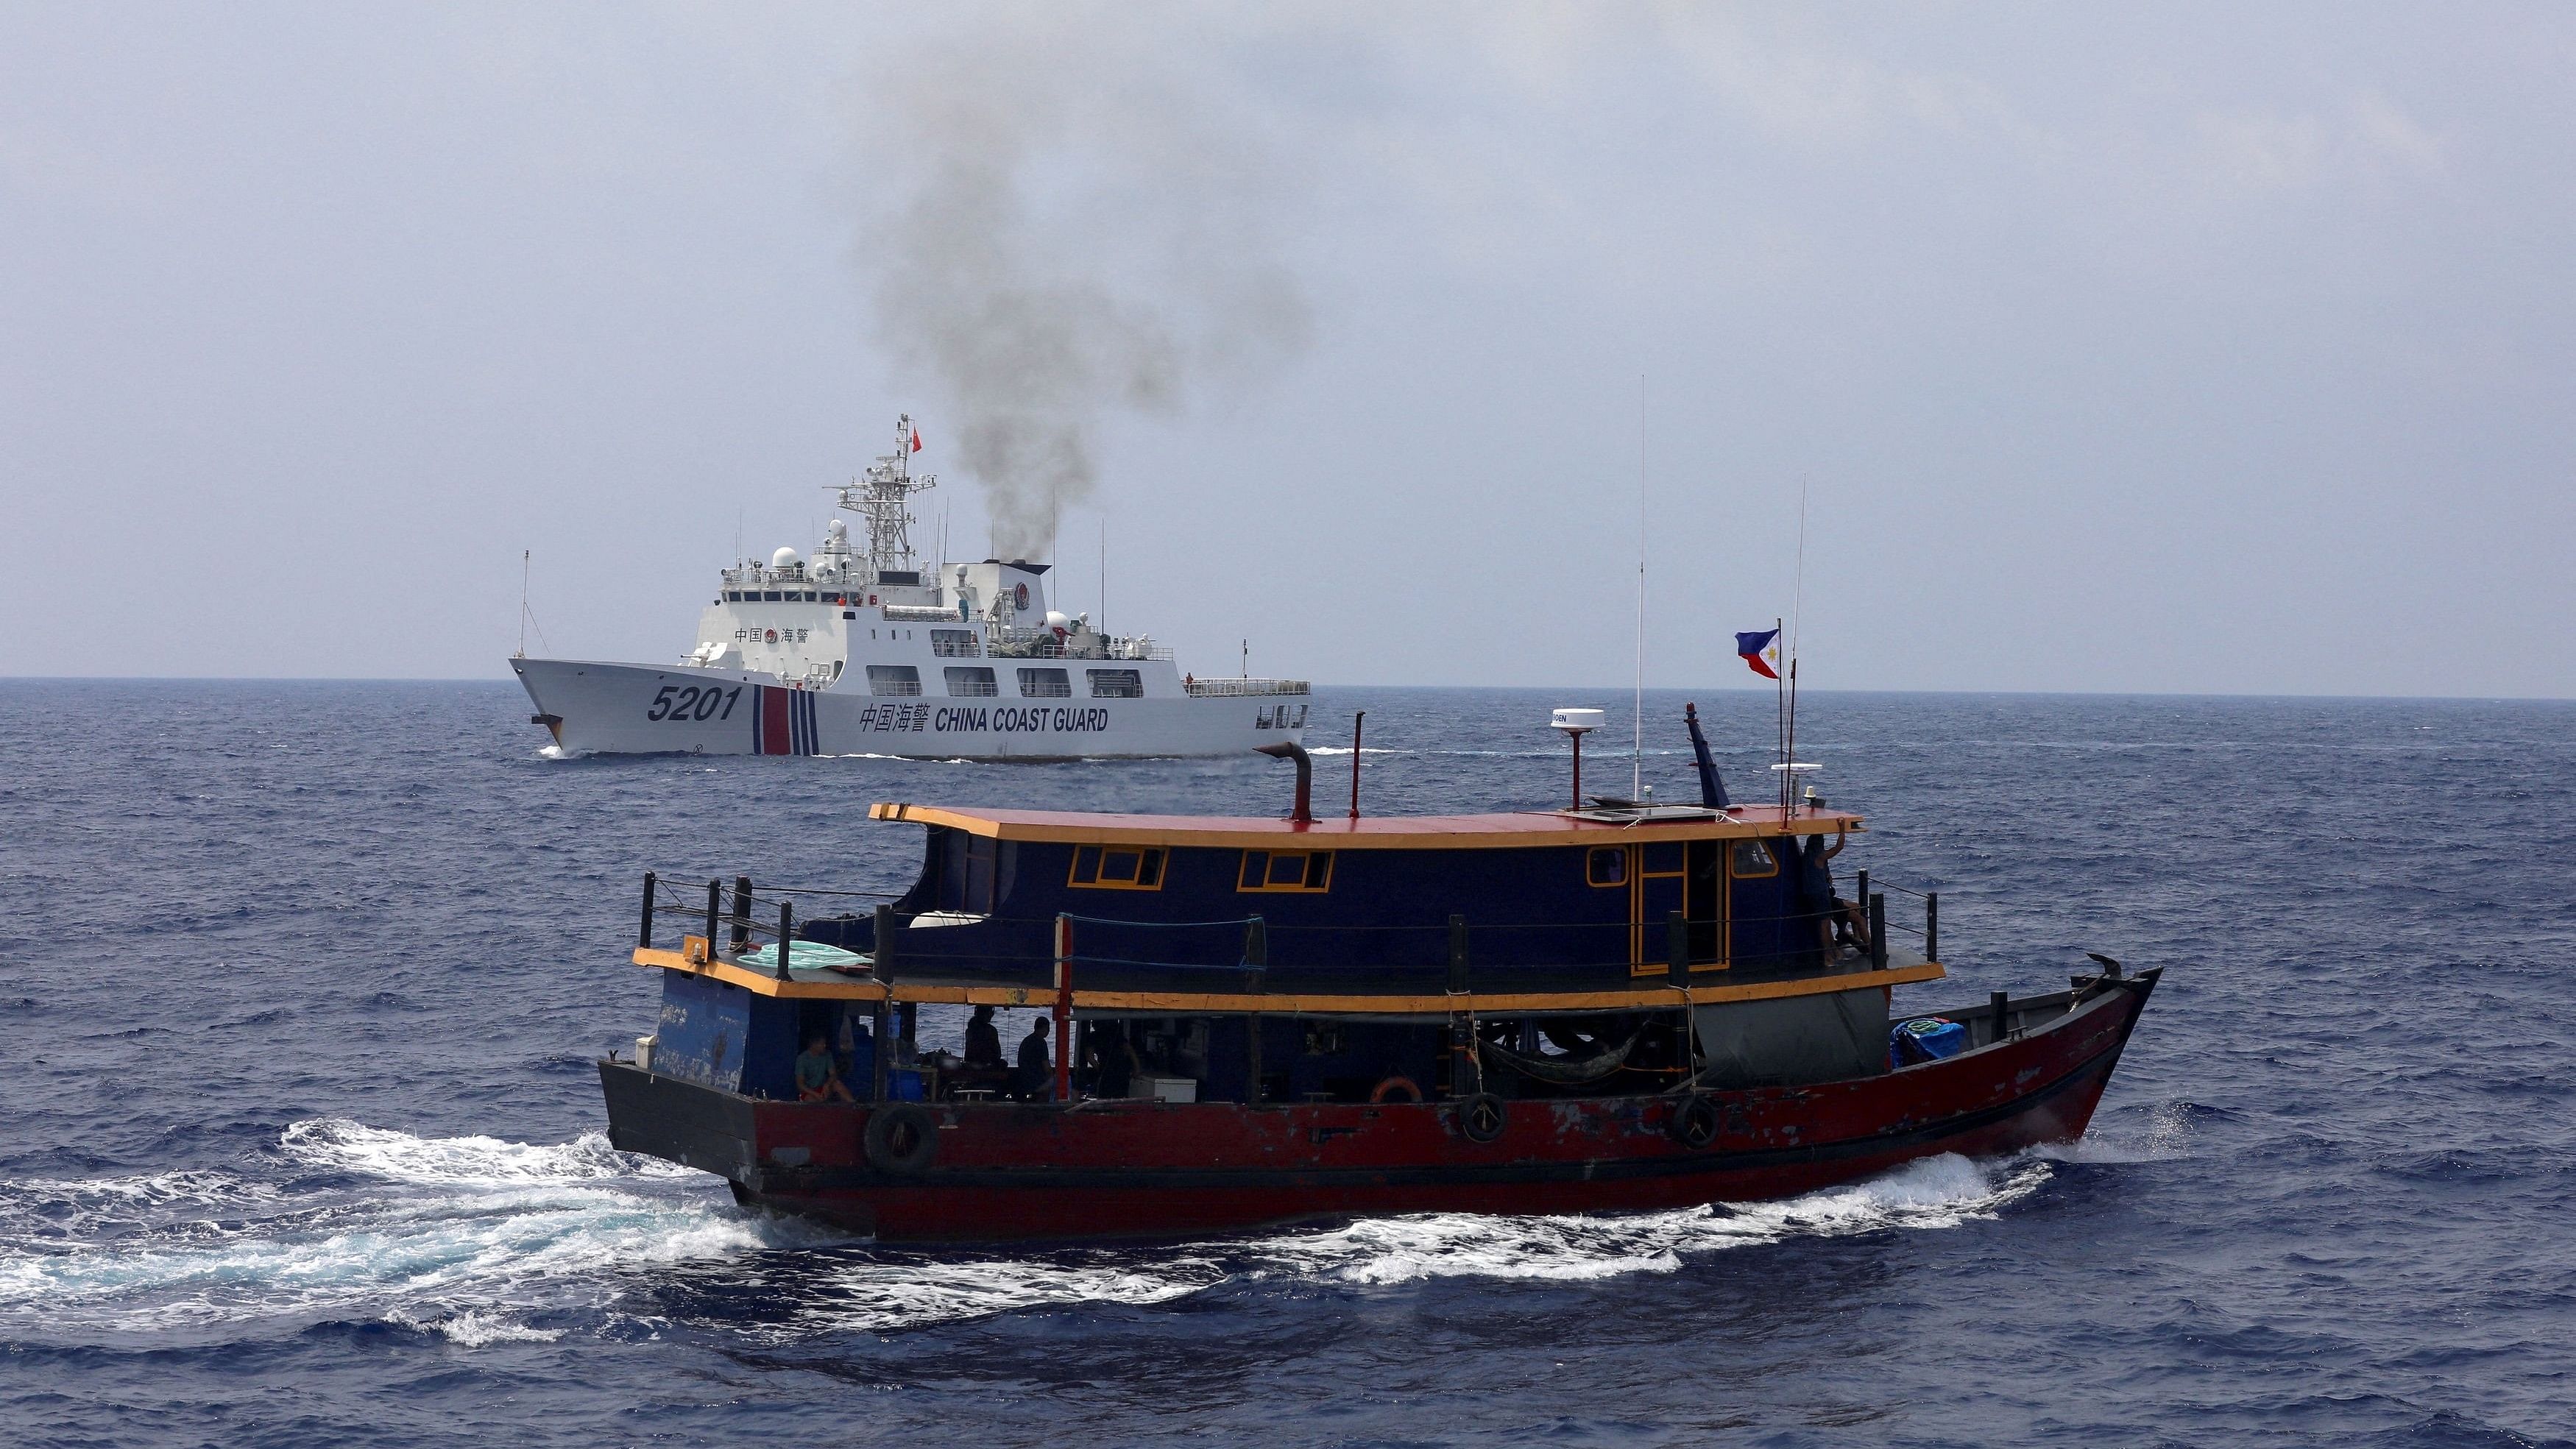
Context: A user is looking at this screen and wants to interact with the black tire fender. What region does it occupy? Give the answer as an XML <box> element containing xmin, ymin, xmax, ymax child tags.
<box><xmin>1454</xmin><ymin>1091</ymin><xmax>1509</xmax><ymax>1144</ymax></box>
<box><xmin>863</xmin><ymin>1102</ymin><xmax>938</xmax><ymax>1174</ymax></box>
<box><xmin>1669</xmin><ymin>1093</ymin><xmax>1722</xmax><ymax>1149</ymax></box>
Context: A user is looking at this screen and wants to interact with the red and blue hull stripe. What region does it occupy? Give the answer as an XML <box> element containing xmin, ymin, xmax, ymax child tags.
<box><xmin>751</xmin><ymin>687</ymin><xmax>820</xmax><ymax>756</ymax></box>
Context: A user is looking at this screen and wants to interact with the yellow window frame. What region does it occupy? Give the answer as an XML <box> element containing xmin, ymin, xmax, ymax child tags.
<box><xmin>1238</xmin><ymin>849</ymin><xmax>1334</xmax><ymax>893</ymax></box>
<box><xmin>1067</xmin><ymin>843</ymin><xmax>1167</xmax><ymax>891</ymax></box>
<box><xmin>1585</xmin><ymin>846</ymin><xmax>1627</xmax><ymax>888</ymax></box>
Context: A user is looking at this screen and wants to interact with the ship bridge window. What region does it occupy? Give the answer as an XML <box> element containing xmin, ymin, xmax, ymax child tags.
<box><xmin>1586</xmin><ymin>847</ymin><xmax>1626</xmax><ymax>886</ymax></box>
<box><xmin>762</xmin><ymin>590</ymin><xmax>783</xmax><ymax>602</ymax></box>
<box><xmin>724</xmin><ymin>591</ymin><xmax>741</xmax><ymax>602</ymax></box>
<box><xmin>866</xmin><ymin>665</ymin><xmax>922</xmax><ymax>697</ymax></box>
<box><xmin>944</xmin><ymin>666</ymin><xmax>997</xmax><ymax>697</ymax></box>
<box><xmin>1069</xmin><ymin>844</ymin><xmax>1166</xmax><ymax>890</ymax></box>
<box><xmin>1729</xmin><ymin>839</ymin><xmax>1780</xmax><ymax>877</ymax></box>
<box><xmin>1018</xmin><ymin>667</ymin><xmax>1071</xmax><ymax>698</ymax></box>
<box><xmin>1087</xmin><ymin>668</ymin><xmax>1144</xmax><ymax>698</ymax></box>
<box><xmin>932</xmin><ymin>628</ymin><xmax>980</xmax><ymax>658</ymax></box>
<box><xmin>1239</xmin><ymin>850</ymin><xmax>1333</xmax><ymax>893</ymax></box>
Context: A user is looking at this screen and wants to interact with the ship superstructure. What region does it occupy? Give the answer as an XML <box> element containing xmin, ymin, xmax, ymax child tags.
<box><xmin>512</xmin><ymin>417</ymin><xmax>1309</xmax><ymax>759</ymax></box>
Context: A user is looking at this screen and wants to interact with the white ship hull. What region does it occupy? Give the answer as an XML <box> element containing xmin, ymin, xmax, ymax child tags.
<box><xmin>512</xmin><ymin>658</ymin><xmax>1308</xmax><ymax>761</ymax></box>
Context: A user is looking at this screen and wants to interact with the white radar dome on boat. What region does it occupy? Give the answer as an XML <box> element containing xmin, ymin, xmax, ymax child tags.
<box><xmin>1551</xmin><ymin>708</ymin><xmax>1605</xmax><ymax>735</ymax></box>
<box><xmin>1044</xmin><ymin>610</ymin><xmax>1072</xmax><ymax>634</ymax></box>
<box><xmin>771</xmin><ymin>546</ymin><xmax>802</xmax><ymax>570</ymax></box>
<box><xmin>827</xmin><ymin>519</ymin><xmax>846</xmax><ymax>540</ymax></box>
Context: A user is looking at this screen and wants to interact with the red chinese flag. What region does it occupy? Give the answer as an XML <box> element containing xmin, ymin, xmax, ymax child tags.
<box><xmin>909</xmin><ymin>430</ymin><xmax>923</xmax><ymax>453</ymax></box>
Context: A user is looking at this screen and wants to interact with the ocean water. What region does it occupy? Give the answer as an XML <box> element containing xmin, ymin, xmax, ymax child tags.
<box><xmin>1</xmin><ymin>680</ymin><xmax>2570</xmax><ymax>1448</ymax></box>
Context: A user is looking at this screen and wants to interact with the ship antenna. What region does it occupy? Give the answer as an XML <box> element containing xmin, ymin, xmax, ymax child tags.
<box><xmin>1632</xmin><ymin>373</ymin><xmax>1646</xmax><ymax>804</ymax></box>
<box><xmin>517</xmin><ymin>549</ymin><xmax>551</xmax><ymax>659</ymax></box>
<box><xmin>1786</xmin><ymin>481</ymin><xmax>1808</xmax><ymax>817</ymax></box>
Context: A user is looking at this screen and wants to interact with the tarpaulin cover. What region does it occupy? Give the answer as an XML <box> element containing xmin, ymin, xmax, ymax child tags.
<box><xmin>735</xmin><ymin>940</ymin><xmax>866</xmax><ymax>973</ymax></box>
<box><xmin>1892</xmin><ymin>1016</ymin><xmax>1967</xmax><ymax>1065</ymax></box>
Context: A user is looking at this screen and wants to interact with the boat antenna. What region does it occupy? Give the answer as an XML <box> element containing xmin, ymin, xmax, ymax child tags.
<box><xmin>1632</xmin><ymin>372</ymin><xmax>1646</xmax><ymax>803</ymax></box>
<box><xmin>1786</xmin><ymin>481</ymin><xmax>1808</xmax><ymax>816</ymax></box>
<box><xmin>1774</xmin><ymin>612</ymin><xmax>1787</xmax><ymax>817</ymax></box>
<box><xmin>1098</xmin><ymin>516</ymin><xmax>1106</xmax><ymax>631</ymax></box>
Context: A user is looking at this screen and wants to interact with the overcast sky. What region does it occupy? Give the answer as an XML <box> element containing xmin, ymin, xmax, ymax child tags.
<box><xmin>4</xmin><ymin>3</ymin><xmax>2570</xmax><ymax>695</ymax></box>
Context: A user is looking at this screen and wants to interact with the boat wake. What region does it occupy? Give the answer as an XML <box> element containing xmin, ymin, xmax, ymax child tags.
<box><xmin>0</xmin><ymin>1119</ymin><xmax>801</xmax><ymax>1345</ymax></box>
<box><xmin>757</xmin><ymin>1152</ymin><xmax>2054</xmax><ymax>1339</ymax></box>
<box><xmin>1</xmin><ymin>1131</ymin><xmax>2074</xmax><ymax>1347</ymax></box>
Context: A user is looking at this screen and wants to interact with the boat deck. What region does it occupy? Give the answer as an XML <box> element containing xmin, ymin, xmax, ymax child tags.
<box><xmin>627</xmin><ymin>940</ymin><xmax>1942</xmax><ymax>1016</ymax></box>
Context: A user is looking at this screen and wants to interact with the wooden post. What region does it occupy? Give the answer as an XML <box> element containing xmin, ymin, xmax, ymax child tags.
<box><xmin>638</xmin><ymin>872</ymin><xmax>657</xmax><ymax>949</ymax></box>
<box><xmin>1446</xmin><ymin>913</ymin><xmax>1471</xmax><ymax>1097</ymax></box>
<box><xmin>1854</xmin><ymin>869</ymin><xmax>1869</xmax><ymax>954</ymax></box>
<box><xmin>1926</xmin><ymin>892</ymin><xmax>1940</xmax><ymax>962</ymax></box>
<box><xmin>866</xmin><ymin>906</ymin><xmax>894</xmax><ymax>1102</ymax></box>
<box><xmin>1052</xmin><ymin>914</ymin><xmax>1074</xmax><ymax>1102</ymax></box>
<box><xmin>774</xmin><ymin>899</ymin><xmax>794</xmax><ymax>982</ymax></box>
<box><xmin>1991</xmin><ymin>990</ymin><xmax>2010</xmax><ymax>1046</ymax></box>
<box><xmin>1348</xmin><ymin>711</ymin><xmax>1365</xmax><ymax>819</ymax></box>
<box><xmin>702</xmin><ymin>879</ymin><xmax>720</xmax><ymax>964</ymax></box>
<box><xmin>1245</xmin><ymin>915</ymin><xmax>1267</xmax><ymax>1104</ymax></box>
<box><xmin>1869</xmin><ymin>893</ymin><xmax>1887</xmax><ymax>970</ymax></box>
<box><xmin>871</xmin><ymin>993</ymin><xmax>891</xmax><ymax>1102</ymax></box>
<box><xmin>729</xmin><ymin>876</ymin><xmax>752</xmax><ymax>954</ymax></box>
<box><xmin>871</xmin><ymin>904</ymin><xmax>897</xmax><ymax>985</ymax></box>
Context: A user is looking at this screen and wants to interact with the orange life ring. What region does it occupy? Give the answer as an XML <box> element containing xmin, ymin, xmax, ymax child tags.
<box><xmin>1368</xmin><ymin>1075</ymin><xmax>1423</xmax><ymax>1104</ymax></box>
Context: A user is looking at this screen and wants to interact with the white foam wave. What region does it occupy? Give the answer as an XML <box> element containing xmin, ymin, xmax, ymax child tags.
<box><xmin>279</xmin><ymin>1118</ymin><xmax>698</xmax><ymax>1186</ymax></box>
<box><xmin>774</xmin><ymin>1154</ymin><xmax>2054</xmax><ymax>1335</ymax></box>
<box><xmin>0</xmin><ymin>1120</ymin><xmax>786</xmax><ymax>1339</ymax></box>
<box><xmin>1257</xmin><ymin>1153</ymin><xmax>2048</xmax><ymax>1287</ymax></box>
<box><xmin>2034</xmin><ymin>1102</ymin><xmax>2195</xmax><ymax>1164</ymax></box>
<box><xmin>785</xmin><ymin>1254</ymin><xmax>1223</xmax><ymax>1334</ymax></box>
<box><xmin>390</xmin><ymin>1306</ymin><xmax>566</xmax><ymax>1347</ymax></box>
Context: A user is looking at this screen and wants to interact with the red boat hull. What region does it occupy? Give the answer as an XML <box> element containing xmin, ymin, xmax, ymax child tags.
<box><xmin>601</xmin><ymin>972</ymin><xmax>2157</xmax><ymax>1243</ymax></box>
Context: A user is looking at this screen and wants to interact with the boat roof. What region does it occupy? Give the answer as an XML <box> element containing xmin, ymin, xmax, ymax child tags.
<box><xmin>869</xmin><ymin>801</ymin><xmax>1864</xmax><ymax>850</ymax></box>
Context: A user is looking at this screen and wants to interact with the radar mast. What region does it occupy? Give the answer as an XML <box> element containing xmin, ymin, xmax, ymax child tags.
<box><xmin>834</xmin><ymin>414</ymin><xmax>935</xmax><ymax>578</ymax></box>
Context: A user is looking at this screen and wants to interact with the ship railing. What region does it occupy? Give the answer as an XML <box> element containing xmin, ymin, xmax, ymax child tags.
<box><xmin>1183</xmin><ymin>677</ymin><xmax>1311</xmax><ymax>698</ymax></box>
<box><xmin>1850</xmin><ymin>871</ymin><xmax>1942</xmax><ymax>966</ymax></box>
<box><xmin>634</xmin><ymin>874</ymin><xmax>1934</xmax><ymax>985</ymax></box>
<box><xmin>987</xmin><ymin>626</ymin><xmax>1175</xmax><ymax>662</ymax></box>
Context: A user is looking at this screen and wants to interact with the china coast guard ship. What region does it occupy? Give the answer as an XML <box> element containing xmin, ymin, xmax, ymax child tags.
<box><xmin>512</xmin><ymin>417</ymin><xmax>1309</xmax><ymax>759</ymax></box>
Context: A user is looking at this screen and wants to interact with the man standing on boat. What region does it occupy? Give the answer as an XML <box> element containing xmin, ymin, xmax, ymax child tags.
<box><xmin>1012</xmin><ymin>1017</ymin><xmax>1052</xmax><ymax>1102</ymax></box>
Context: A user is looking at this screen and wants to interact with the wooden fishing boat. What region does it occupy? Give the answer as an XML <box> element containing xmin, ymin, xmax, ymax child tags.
<box><xmin>597</xmin><ymin>709</ymin><xmax>2159</xmax><ymax>1242</ymax></box>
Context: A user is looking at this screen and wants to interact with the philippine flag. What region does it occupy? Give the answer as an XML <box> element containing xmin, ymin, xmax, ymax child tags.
<box><xmin>1736</xmin><ymin>628</ymin><xmax>1782</xmax><ymax>679</ymax></box>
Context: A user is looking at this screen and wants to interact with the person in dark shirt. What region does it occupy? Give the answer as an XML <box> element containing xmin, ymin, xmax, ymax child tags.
<box><xmin>963</xmin><ymin>1005</ymin><xmax>1005</xmax><ymax>1068</ymax></box>
<box><xmin>1802</xmin><ymin>828</ymin><xmax>1870</xmax><ymax>953</ymax></box>
<box><xmin>1089</xmin><ymin>1020</ymin><xmax>1138</xmax><ymax>1099</ymax></box>
<box><xmin>1013</xmin><ymin>1018</ymin><xmax>1053</xmax><ymax>1102</ymax></box>
<box><xmin>794</xmin><ymin>1031</ymin><xmax>854</xmax><ymax>1102</ymax></box>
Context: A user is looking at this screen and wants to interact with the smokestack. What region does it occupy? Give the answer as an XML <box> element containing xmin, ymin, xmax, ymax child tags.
<box><xmin>1256</xmin><ymin>740</ymin><xmax>1312</xmax><ymax>824</ymax></box>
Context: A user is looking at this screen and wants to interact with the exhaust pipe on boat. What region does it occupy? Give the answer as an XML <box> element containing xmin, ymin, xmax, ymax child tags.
<box><xmin>1256</xmin><ymin>740</ymin><xmax>1314</xmax><ymax>823</ymax></box>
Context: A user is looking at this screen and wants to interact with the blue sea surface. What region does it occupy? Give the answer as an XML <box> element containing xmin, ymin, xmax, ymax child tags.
<box><xmin>1</xmin><ymin>681</ymin><xmax>2570</xmax><ymax>1448</ymax></box>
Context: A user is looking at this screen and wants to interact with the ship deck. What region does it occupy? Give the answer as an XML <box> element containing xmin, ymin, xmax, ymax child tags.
<box><xmin>626</xmin><ymin>941</ymin><xmax>1942</xmax><ymax>1016</ymax></box>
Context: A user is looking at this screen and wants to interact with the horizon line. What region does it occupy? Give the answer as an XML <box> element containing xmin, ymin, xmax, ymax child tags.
<box><xmin>1</xmin><ymin>676</ymin><xmax>2569</xmax><ymax>706</ymax></box>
